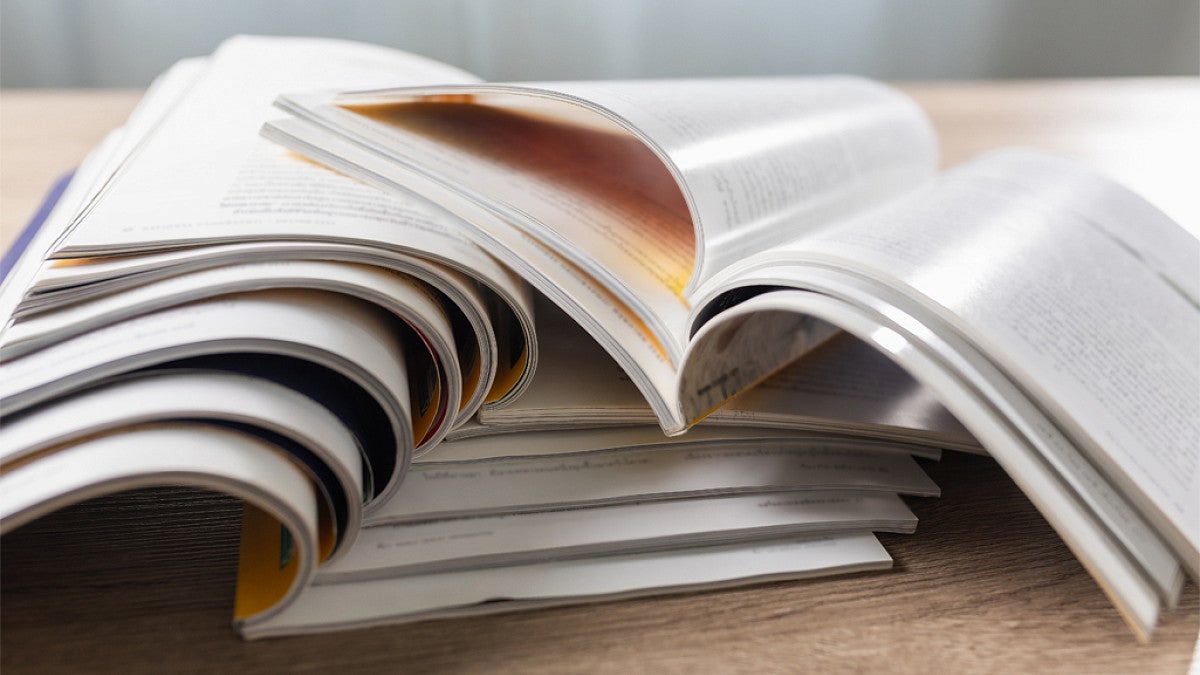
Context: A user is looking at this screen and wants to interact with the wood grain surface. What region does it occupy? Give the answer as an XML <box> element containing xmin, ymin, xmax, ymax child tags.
<box><xmin>2</xmin><ymin>80</ymin><xmax>1198</xmax><ymax>673</ymax></box>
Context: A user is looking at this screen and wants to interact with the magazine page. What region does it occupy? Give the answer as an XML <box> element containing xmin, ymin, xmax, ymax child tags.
<box><xmin>738</xmin><ymin>151</ymin><xmax>1199</xmax><ymax>576</ymax></box>
<box><xmin>327</xmin><ymin>77</ymin><xmax>937</xmax><ymax>294</ymax></box>
<box><xmin>19</xmin><ymin>239</ymin><xmax>535</xmax><ymax>418</ymax></box>
<box><xmin>276</xmin><ymin>89</ymin><xmax>694</xmax><ymax>360</ymax></box>
<box><xmin>0</xmin><ymin>369</ymin><xmax>365</xmax><ymax>556</ymax></box>
<box><xmin>277</xmin><ymin>77</ymin><xmax>934</xmax><ymax>360</ymax></box>
<box><xmin>481</xmin><ymin>293</ymin><xmax>975</xmax><ymax>450</ymax></box>
<box><xmin>4</xmin><ymin>260</ymin><xmax>465</xmax><ymax>440</ymax></box>
<box><xmin>0</xmin><ymin>56</ymin><xmax>206</xmax><ymax>331</ymax></box>
<box><xmin>435</xmin><ymin>423</ymin><xmax>942</xmax><ymax>461</ymax></box>
<box><xmin>248</xmin><ymin>533</ymin><xmax>891</xmax><ymax>638</ymax></box>
<box><xmin>63</xmin><ymin>57</ymin><xmax>210</xmax><ymax>239</ymax></box>
<box><xmin>685</xmin><ymin>282</ymin><xmax>1177</xmax><ymax>638</ymax></box>
<box><xmin>318</xmin><ymin>490</ymin><xmax>916</xmax><ymax>582</ymax></box>
<box><xmin>265</xmin><ymin>115</ymin><xmax>688</xmax><ymax>429</ymax></box>
<box><xmin>56</xmin><ymin>36</ymin><xmax>478</xmax><ymax>255</ymax></box>
<box><xmin>0</xmin><ymin>424</ymin><xmax>322</xmax><ymax>630</ymax></box>
<box><xmin>0</xmin><ymin>290</ymin><xmax>416</xmax><ymax>508</ymax></box>
<box><xmin>370</xmin><ymin>441</ymin><xmax>936</xmax><ymax>524</ymax></box>
<box><xmin>723</xmin><ymin>332</ymin><xmax>977</xmax><ymax>451</ymax></box>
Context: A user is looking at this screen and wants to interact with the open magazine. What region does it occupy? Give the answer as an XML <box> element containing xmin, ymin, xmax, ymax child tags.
<box><xmin>0</xmin><ymin>36</ymin><xmax>1195</xmax><ymax>641</ymax></box>
<box><xmin>0</xmin><ymin>36</ymin><xmax>949</xmax><ymax>639</ymax></box>
<box><xmin>261</xmin><ymin>50</ymin><xmax>1199</xmax><ymax>639</ymax></box>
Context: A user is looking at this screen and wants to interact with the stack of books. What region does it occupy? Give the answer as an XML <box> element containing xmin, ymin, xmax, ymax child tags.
<box><xmin>1</xmin><ymin>36</ymin><xmax>1195</xmax><ymax>641</ymax></box>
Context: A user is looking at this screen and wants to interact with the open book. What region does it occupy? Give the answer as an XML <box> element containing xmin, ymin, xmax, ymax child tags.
<box><xmin>1</xmin><ymin>36</ymin><xmax>1195</xmax><ymax>641</ymax></box>
<box><xmin>264</xmin><ymin>59</ymin><xmax>1199</xmax><ymax>638</ymax></box>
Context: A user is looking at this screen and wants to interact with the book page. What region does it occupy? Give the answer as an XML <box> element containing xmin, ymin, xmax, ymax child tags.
<box><xmin>0</xmin><ymin>290</ymin><xmax>416</xmax><ymax>508</ymax></box>
<box><xmin>249</xmin><ymin>533</ymin><xmax>890</xmax><ymax>637</ymax></box>
<box><xmin>723</xmin><ymin>332</ymin><xmax>976</xmax><ymax>450</ymax></box>
<box><xmin>319</xmin><ymin>490</ymin><xmax>915</xmax><ymax>581</ymax></box>
<box><xmin>0</xmin><ymin>56</ymin><xmax>206</xmax><ymax>331</ymax></box>
<box><xmin>695</xmin><ymin>287</ymin><xmax>1171</xmax><ymax>637</ymax></box>
<box><xmin>0</xmin><ymin>424</ymin><xmax>321</xmax><ymax>630</ymax></box>
<box><xmin>296</xmin><ymin>91</ymin><xmax>696</xmax><ymax>357</ymax></box>
<box><xmin>55</xmin><ymin>36</ymin><xmax>483</xmax><ymax>271</ymax></box>
<box><xmin>370</xmin><ymin>442</ymin><xmax>936</xmax><ymax>524</ymax></box>
<box><xmin>265</xmin><ymin>115</ymin><xmax>688</xmax><ymax>429</ymax></box>
<box><xmin>0</xmin><ymin>370</ymin><xmax>364</xmax><ymax>545</ymax></box>
<box><xmin>332</xmin><ymin>77</ymin><xmax>937</xmax><ymax>297</ymax></box>
<box><xmin>5</xmin><ymin>259</ymin><xmax>464</xmax><ymax>447</ymax></box>
<box><xmin>482</xmin><ymin>293</ymin><xmax>974</xmax><ymax>449</ymax></box>
<box><xmin>435</xmin><ymin>423</ymin><xmax>941</xmax><ymax>461</ymax></box>
<box><xmin>785</xmin><ymin>151</ymin><xmax>1199</xmax><ymax>571</ymax></box>
<box><xmin>19</xmin><ymin>240</ymin><xmax>523</xmax><ymax>424</ymax></box>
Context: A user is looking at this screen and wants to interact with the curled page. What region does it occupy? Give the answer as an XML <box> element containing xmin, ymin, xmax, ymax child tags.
<box><xmin>0</xmin><ymin>424</ymin><xmax>322</xmax><ymax>631</ymax></box>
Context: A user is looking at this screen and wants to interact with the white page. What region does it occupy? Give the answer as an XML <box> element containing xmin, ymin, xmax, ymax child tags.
<box><xmin>40</xmin><ymin>198</ymin><xmax>515</xmax><ymax>334</ymax></box>
<box><xmin>329</xmin><ymin>77</ymin><xmax>937</xmax><ymax>298</ymax></box>
<box><xmin>248</xmin><ymin>533</ymin><xmax>889</xmax><ymax>638</ymax></box>
<box><xmin>482</xmin><ymin>293</ymin><xmax>975</xmax><ymax>450</ymax></box>
<box><xmin>0</xmin><ymin>424</ymin><xmax>322</xmax><ymax>628</ymax></box>
<box><xmin>5</xmin><ymin>259</ymin><xmax>463</xmax><ymax>442</ymax></box>
<box><xmin>722</xmin><ymin>333</ymin><xmax>977</xmax><ymax>450</ymax></box>
<box><xmin>19</xmin><ymin>240</ymin><xmax>517</xmax><ymax>422</ymax></box>
<box><xmin>278</xmin><ymin>89</ymin><xmax>695</xmax><ymax>359</ymax></box>
<box><xmin>693</xmin><ymin>287</ymin><xmax>1170</xmax><ymax>637</ymax></box>
<box><xmin>0</xmin><ymin>289</ymin><xmax>408</xmax><ymax>424</ymax></box>
<box><xmin>0</xmin><ymin>369</ymin><xmax>365</xmax><ymax>554</ymax></box>
<box><xmin>319</xmin><ymin>490</ymin><xmax>915</xmax><ymax>581</ymax></box>
<box><xmin>778</xmin><ymin>151</ymin><xmax>1199</xmax><ymax>572</ymax></box>
<box><xmin>55</xmin><ymin>36</ymin><xmax>482</xmax><ymax>269</ymax></box>
<box><xmin>372</xmin><ymin>442</ymin><xmax>936</xmax><ymax>524</ymax></box>
<box><xmin>0</xmin><ymin>57</ymin><xmax>207</xmax><ymax>333</ymax></box>
<box><xmin>0</xmin><ymin>423</ymin><xmax>314</xmax><ymax>535</ymax></box>
<box><xmin>700</xmin><ymin>277</ymin><xmax>1184</xmax><ymax>598</ymax></box>
<box><xmin>434</xmin><ymin>423</ymin><xmax>941</xmax><ymax>461</ymax></box>
<box><xmin>264</xmin><ymin>115</ymin><xmax>687</xmax><ymax>429</ymax></box>
<box><xmin>63</xmin><ymin>58</ymin><xmax>211</xmax><ymax>237</ymax></box>
<box><xmin>0</xmin><ymin>289</ymin><xmax>415</xmax><ymax>509</ymax></box>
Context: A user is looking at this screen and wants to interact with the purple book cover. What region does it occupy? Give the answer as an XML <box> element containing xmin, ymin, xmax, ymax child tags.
<box><xmin>1</xmin><ymin>170</ymin><xmax>75</xmax><ymax>284</ymax></box>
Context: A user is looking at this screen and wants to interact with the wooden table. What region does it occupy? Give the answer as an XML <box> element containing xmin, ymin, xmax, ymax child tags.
<box><xmin>2</xmin><ymin>80</ymin><xmax>1198</xmax><ymax>673</ymax></box>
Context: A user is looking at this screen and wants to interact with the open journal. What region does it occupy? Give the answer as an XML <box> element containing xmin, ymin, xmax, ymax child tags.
<box><xmin>0</xmin><ymin>36</ymin><xmax>1195</xmax><ymax>641</ymax></box>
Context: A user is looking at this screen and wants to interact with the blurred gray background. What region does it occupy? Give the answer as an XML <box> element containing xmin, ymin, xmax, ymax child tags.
<box><xmin>2</xmin><ymin>0</ymin><xmax>1197</xmax><ymax>87</ymax></box>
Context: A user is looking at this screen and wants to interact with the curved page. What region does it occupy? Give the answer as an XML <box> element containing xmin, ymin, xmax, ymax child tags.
<box><xmin>0</xmin><ymin>55</ymin><xmax>207</xmax><ymax>332</ymax></box>
<box><xmin>686</xmin><ymin>287</ymin><xmax>1175</xmax><ymax>639</ymax></box>
<box><xmin>264</xmin><ymin>115</ymin><xmax>686</xmax><ymax>429</ymax></box>
<box><xmin>304</xmin><ymin>77</ymin><xmax>935</xmax><ymax>350</ymax></box>
<box><xmin>0</xmin><ymin>424</ymin><xmax>320</xmax><ymax>630</ymax></box>
<box><xmin>55</xmin><ymin>36</ymin><xmax>478</xmax><ymax>257</ymax></box>
<box><xmin>0</xmin><ymin>370</ymin><xmax>364</xmax><ymax>559</ymax></box>
<box><xmin>712</xmin><ymin>151</ymin><xmax>1198</xmax><ymax>575</ymax></box>
<box><xmin>5</xmin><ymin>260</ymin><xmax>461</xmax><ymax>448</ymax></box>
<box><xmin>0</xmin><ymin>289</ymin><xmax>414</xmax><ymax>509</ymax></box>
<box><xmin>22</xmin><ymin>240</ymin><xmax>536</xmax><ymax>420</ymax></box>
<box><xmin>480</xmin><ymin>293</ymin><xmax>975</xmax><ymax>450</ymax></box>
